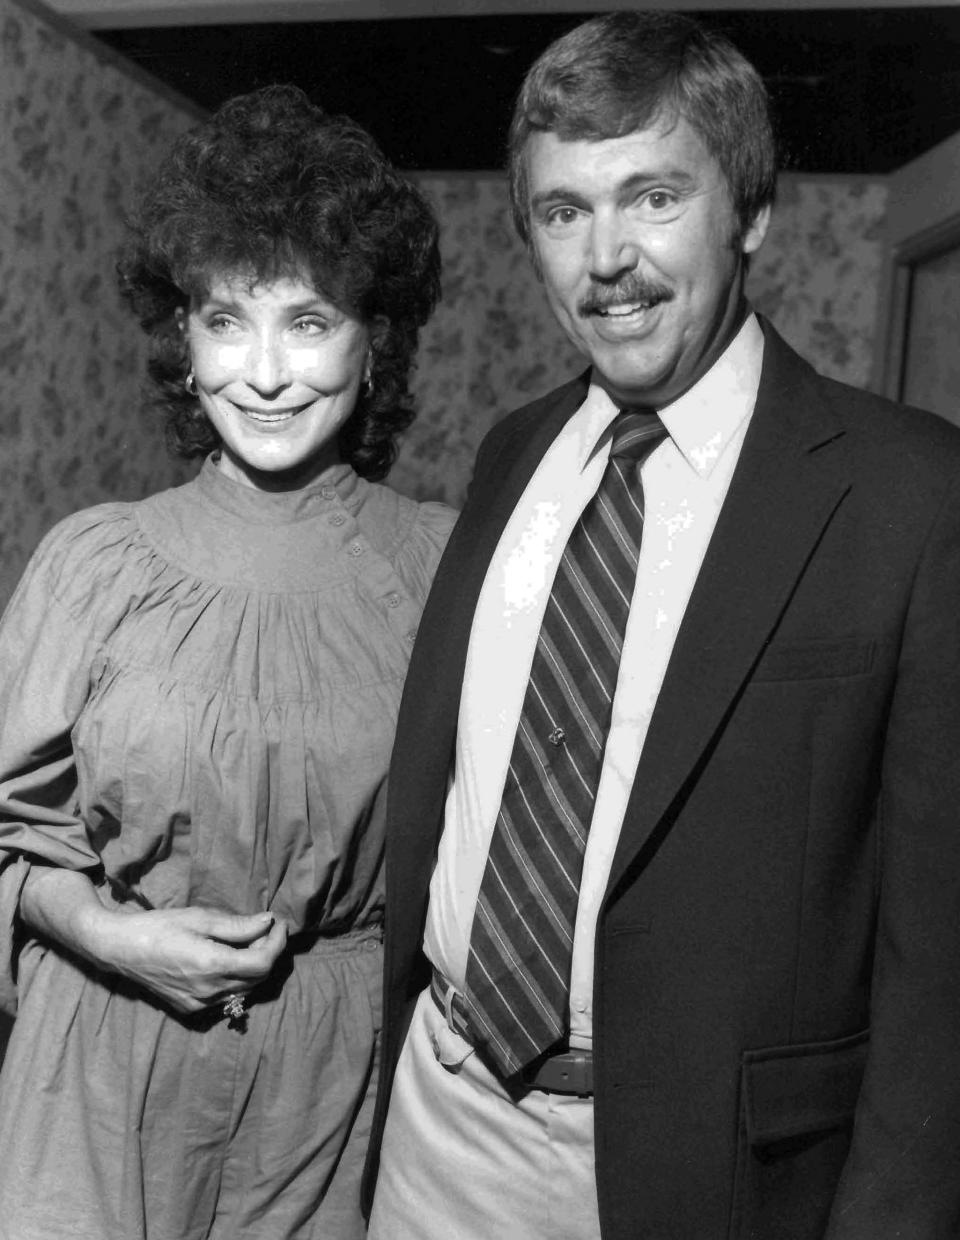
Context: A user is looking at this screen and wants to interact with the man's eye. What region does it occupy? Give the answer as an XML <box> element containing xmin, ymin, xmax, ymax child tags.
<box><xmin>546</xmin><ymin>206</ymin><xmax>580</xmax><ymax>227</ymax></box>
<box><xmin>645</xmin><ymin>190</ymin><xmax>675</xmax><ymax>210</ymax></box>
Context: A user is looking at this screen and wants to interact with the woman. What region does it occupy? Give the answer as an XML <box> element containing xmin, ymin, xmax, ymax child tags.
<box><xmin>0</xmin><ymin>86</ymin><xmax>454</xmax><ymax>1240</ymax></box>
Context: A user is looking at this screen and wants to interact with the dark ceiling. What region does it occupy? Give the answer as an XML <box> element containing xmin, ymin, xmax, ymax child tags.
<box><xmin>96</xmin><ymin>8</ymin><xmax>960</xmax><ymax>176</ymax></box>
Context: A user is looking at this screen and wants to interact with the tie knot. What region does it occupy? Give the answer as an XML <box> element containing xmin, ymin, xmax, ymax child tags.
<box><xmin>609</xmin><ymin>409</ymin><xmax>667</xmax><ymax>461</ymax></box>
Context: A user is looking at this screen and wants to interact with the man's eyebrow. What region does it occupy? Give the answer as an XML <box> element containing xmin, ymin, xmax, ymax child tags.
<box><xmin>616</xmin><ymin>168</ymin><xmax>698</xmax><ymax>195</ymax></box>
<box><xmin>529</xmin><ymin>186</ymin><xmax>589</xmax><ymax>215</ymax></box>
<box><xmin>530</xmin><ymin>168</ymin><xmax>699</xmax><ymax>216</ymax></box>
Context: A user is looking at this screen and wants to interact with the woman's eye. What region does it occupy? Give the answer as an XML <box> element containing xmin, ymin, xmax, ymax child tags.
<box><xmin>206</xmin><ymin>314</ymin><xmax>238</xmax><ymax>333</ymax></box>
<box><xmin>291</xmin><ymin>317</ymin><xmax>328</xmax><ymax>335</ymax></box>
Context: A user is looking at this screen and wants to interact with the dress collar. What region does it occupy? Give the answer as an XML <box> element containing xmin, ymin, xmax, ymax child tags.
<box><xmin>197</xmin><ymin>453</ymin><xmax>360</xmax><ymax>525</ymax></box>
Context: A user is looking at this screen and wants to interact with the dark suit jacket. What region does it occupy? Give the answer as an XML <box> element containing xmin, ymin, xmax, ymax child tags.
<box><xmin>364</xmin><ymin>321</ymin><xmax>960</xmax><ymax>1238</ymax></box>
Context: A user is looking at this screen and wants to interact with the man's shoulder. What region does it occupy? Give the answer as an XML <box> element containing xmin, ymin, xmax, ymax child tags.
<box><xmin>819</xmin><ymin>370</ymin><xmax>960</xmax><ymax>465</ymax></box>
<box><xmin>761</xmin><ymin>318</ymin><xmax>960</xmax><ymax>470</ymax></box>
<box><xmin>478</xmin><ymin>371</ymin><xmax>591</xmax><ymax>461</ymax></box>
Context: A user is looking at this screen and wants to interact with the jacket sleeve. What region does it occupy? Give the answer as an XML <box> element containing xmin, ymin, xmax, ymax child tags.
<box><xmin>0</xmin><ymin>534</ymin><xmax>103</xmax><ymax>1014</ymax></box>
<box><xmin>827</xmin><ymin>472</ymin><xmax>960</xmax><ymax>1235</ymax></box>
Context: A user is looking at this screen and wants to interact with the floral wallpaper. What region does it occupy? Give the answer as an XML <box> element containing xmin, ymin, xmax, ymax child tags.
<box><xmin>0</xmin><ymin>0</ymin><xmax>890</xmax><ymax>613</ymax></box>
<box><xmin>749</xmin><ymin>177</ymin><xmax>888</xmax><ymax>391</ymax></box>
<box><xmin>395</xmin><ymin>172</ymin><xmax>889</xmax><ymax>508</ymax></box>
<box><xmin>0</xmin><ymin>0</ymin><xmax>199</xmax><ymax>611</ymax></box>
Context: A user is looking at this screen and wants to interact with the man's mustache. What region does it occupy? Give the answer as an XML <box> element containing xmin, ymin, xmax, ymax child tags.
<box><xmin>578</xmin><ymin>277</ymin><xmax>672</xmax><ymax>317</ymax></box>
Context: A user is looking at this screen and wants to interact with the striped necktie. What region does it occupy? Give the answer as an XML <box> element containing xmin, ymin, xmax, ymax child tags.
<box><xmin>463</xmin><ymin>409</ymin><xmax>668</xmax><ymax>1079</ymax></box>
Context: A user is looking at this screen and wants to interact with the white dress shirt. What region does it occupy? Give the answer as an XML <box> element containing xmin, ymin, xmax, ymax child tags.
<box><xmin>423</xmin><ymin>314</ymin><xmax>765</xmax><ymax>1049</ymax></box>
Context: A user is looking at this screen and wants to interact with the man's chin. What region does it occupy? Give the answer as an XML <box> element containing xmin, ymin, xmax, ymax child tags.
<box><xmin>589</xmin><ymin>350</ymin><xmax>679</xmax><ymax>411</ymax></box>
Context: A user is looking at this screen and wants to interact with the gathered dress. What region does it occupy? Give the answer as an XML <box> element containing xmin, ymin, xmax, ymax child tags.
<box><xmin>0</xmin><ymin>455</ymin><xmax>456</xmax><ymax>1240</ymax></box>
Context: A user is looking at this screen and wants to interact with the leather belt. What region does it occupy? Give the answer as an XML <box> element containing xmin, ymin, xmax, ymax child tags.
<box><xmin>523</xmin><ymin>1048</ymin><xmax>594</xmax><ymax>1096</ymax></box>
<box><xmin>429</xmin><ymin>966</ymin><xmax>472</xmax><ymax>1042</ymax></box>
<box><xmin>429</xmin><ymin>967</ymin><xmax>594</xmax><ymax>1096</ymax></box>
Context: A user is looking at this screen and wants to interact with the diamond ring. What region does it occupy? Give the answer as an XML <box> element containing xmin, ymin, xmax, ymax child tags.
<box><xmin>223</xmin><ymin>993</ymin><xmax>247</xmax><ymax>1022</ymax></box>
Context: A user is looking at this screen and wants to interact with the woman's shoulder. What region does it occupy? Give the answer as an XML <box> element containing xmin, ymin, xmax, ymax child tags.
<box><xmin>29</xmin><ymin>500</ymin><xmax>136</xmax><ymax>574</ymax></box>
<box><xmin>18</xmin><ymin>481</ymin><xmax>195</xmax><ymax>620</ymax></box>
<box><xmin>356</xmin><ymin>480</ymin><xmax>458</xmax><ymax>594</ymax></box>
<box><xmin>1</xmin><ymin>501</ymin><xmax>138</xmax><ymax>635</ymax></box>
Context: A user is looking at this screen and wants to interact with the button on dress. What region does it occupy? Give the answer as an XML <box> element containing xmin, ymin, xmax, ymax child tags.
<box><xmin>0</xmin><ymin>456</ymin><xmax>456</xmax><ymax>1240</ymax></box>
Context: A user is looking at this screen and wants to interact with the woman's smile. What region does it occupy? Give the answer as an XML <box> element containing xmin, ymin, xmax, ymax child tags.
<box><xmin>234</xmin><ymin>402</ymin><xmax>308</xmax><ymax>424</ymax></box>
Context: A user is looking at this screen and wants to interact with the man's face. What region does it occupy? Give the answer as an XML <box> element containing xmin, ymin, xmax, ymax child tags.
<box><xmin>525</xmin><ymin>115</ymin><xmax>770</xmax><ymax>409</ymax></box>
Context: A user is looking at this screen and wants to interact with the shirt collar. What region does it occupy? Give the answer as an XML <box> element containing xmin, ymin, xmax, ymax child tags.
<box><xmin>579</xmin><ymin>312</ymin><xmax>765</xmax><ymax>479</ymax></box>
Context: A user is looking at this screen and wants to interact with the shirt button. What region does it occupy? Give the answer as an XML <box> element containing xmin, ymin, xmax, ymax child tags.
<box><xmin>386</xmin><ymin>592</ymin><xmax>400</xmax><ymax>608</ymax></box>
<box><xmin>405</xmin><ymin>629</ymin><xmax>417</xmax><ymax>642</ymax></box>
<box><xmin>330</xmin><ymin>513</ymin><xmax>345</xmax><ymax>527</ymax></box>
<box><xmin>573</xmin><ymin>998</ymin><xmax>588</xmax><ymax>1013</ymax></box>
<box><xmin>321</xmin><ymin>486</ymin><xmax>336</xmax><ymax>500</ymax></box>
<box><xmin>348</xmin><ymin>543</ymin><xmax>363</xmax><ymax>557</ymax></box>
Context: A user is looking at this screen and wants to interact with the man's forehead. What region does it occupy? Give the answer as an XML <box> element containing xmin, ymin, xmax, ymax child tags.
<box><xmin>553</xmin><ymin>104</ymin><xmax>684</xmax><ymax>147</ymax></box>
<box><xmin>524</xmin><ymin>116</ymin><xmax>718</xmax><ymax>187</ymax></box>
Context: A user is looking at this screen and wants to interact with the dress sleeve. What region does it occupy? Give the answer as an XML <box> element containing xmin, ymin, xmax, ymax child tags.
<box><xmin>393</xmin><ymin>501</ymin><xmax>459</xmax><ymax>604</ymax></box>
<box><xmin>0</xmin><ymin>521</ymin><xmax>109</xmax><ymax>1013</ymax></box>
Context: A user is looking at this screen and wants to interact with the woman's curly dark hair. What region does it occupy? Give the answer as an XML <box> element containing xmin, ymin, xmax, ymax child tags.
<box><xmin>117</xmin><ymin>85</ymin><xmax>441</xmax><ymax>480</ymax></box>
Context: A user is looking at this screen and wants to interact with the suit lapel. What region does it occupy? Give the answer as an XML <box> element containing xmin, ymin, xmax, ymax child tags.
<box><xmin>606</xmin><ymin>324</ymin><xmax>852</xmax><ymax>896</ymax></box>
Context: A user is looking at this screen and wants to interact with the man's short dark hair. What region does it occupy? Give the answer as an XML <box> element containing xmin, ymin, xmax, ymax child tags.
<box><xmin>508</xmin><ymin>12</ymin><xmax>777</xmax><ymax>247</ymax></box>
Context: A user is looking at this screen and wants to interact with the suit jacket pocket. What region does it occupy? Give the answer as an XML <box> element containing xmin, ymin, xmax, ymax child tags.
<box><xmin>729</xmin><ymin>1030</ymin><xmax>868</xmax><ymax>1240</ymax></box>
<box><xmin>752</xmin><ymin>638</ymin><xmax>875</xmax><ymax>683</ymax></box>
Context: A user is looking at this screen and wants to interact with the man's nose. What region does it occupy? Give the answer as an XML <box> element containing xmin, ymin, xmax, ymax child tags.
<box><xmin>248</xmin><ymin>333</ymin><xmax>291</xmax><ymax>394</ymax></box>
<box><xmin>588</xmin><ymin>211</ymin><xmax>640</xmax><ymax>279</ymax></box>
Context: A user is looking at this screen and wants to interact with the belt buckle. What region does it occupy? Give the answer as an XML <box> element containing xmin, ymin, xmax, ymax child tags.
<box><xmin>559</xmin><ymin>1050</ymin><xmax>592</xmax><ymax>1097</ymax></box>
<box><xmin>530</xmin><ymin>1048</ymin><xmax>593</xmax><ymax>1096</ymax></box>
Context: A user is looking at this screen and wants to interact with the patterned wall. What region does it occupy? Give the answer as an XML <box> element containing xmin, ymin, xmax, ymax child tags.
<box><xmin>0</xmin><ymin>0</ymin><xmax>889</xmax><ymax>611</ymax></box>
<box><xmin>395</xmin><ymin>173</ymin><xmax>888</xmax><ymax>507</ymax></box>
<box><xmin>750</xmin><ymin>178</ymin><xmax>887</xmax><ymax>392</ymax></box>
<box><xmin>0</xmin><ymin>0</ymin><xmax>200</xmax><ymax>610</ymax></box>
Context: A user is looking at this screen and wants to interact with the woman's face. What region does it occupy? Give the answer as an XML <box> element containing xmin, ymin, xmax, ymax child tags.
<box><xmin>182</xmin><ymin>274</ymin><xmax>371</xmax><ymax>490</ymax></box>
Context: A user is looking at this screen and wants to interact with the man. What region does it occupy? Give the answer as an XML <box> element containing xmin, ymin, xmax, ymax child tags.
<box><xmin>364</xmin><ymin>12</ymin><xmax>960</xmax><ymax>1239</ymax></box>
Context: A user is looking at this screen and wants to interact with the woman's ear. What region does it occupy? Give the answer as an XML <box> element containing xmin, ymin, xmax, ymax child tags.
<box><xmin>369</xmin><ymin>315</ymin><xmax>389</xmax><ymax>350</ymax></box>
<box><xmin>362</xmin><ymin>317</ymin><xmax>388</xmax><ymax>389</ymax></box>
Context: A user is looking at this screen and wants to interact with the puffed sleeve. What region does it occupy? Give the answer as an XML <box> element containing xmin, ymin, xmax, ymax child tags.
<box><xmin>393</xmin><ymin>500</ymin><xmax>459</xmax><ymax>605</ymax></box>
<box><xmin>0</xmin><ymin>519</ymin><xmax>111</xmax><ymax>1013</ymax></box>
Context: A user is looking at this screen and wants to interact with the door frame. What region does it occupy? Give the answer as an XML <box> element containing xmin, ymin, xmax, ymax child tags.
<box><xmin>872</xmin><ymin>126</ymin><xmax>960</xmax><ymax>401</ymax></box>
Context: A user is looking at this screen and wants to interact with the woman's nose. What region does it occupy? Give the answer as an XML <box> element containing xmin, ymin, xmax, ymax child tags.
<box><xmin>247</xmin><ymin>333</ymin><xmax>291</xmax><ymax>394</ymax></box>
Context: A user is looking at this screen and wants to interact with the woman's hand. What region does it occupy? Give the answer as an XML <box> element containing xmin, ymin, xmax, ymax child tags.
<box><xmin>92</xmin><ymin>904</ymin><xmax>288</xmax><ymax>1014</ymax></box>
<box><xmin>19</xmin><ymin>867</ymin><xmax>288</xmax><ymax>1015</ymax></box>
